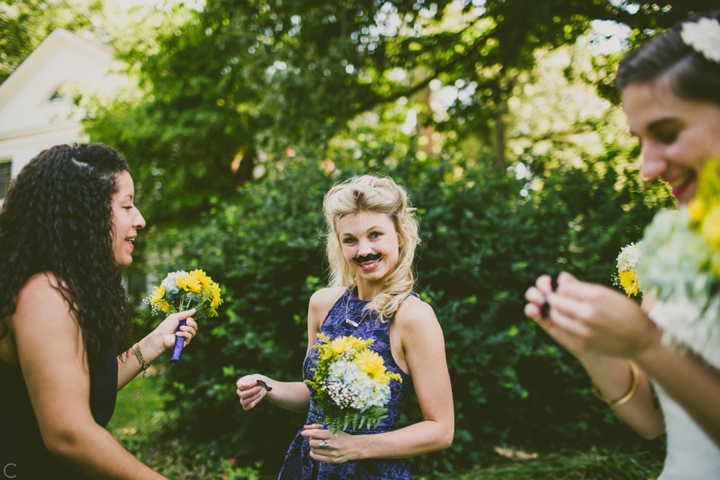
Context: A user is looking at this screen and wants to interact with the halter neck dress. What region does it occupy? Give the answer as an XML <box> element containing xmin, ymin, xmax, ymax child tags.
<box><xmin>278</xmin><ymin>288</ymin><xmax>414</xmax><ymax>480</ymax></box>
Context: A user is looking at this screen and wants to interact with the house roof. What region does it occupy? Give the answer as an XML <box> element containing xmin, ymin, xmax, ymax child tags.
<box><xmin>0</xmin><ymin>28</ymin><xmax>116</xmax><ymax>139</ymax></box>
<box><xmin>0</xmin><ymin>28</ymin><xmax>113</xmax><ymax>112</ymax></box>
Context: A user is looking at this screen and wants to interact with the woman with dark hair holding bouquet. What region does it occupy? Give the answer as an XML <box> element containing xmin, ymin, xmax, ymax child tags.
<box><xmin>0</xmin><ymin>143</ymin><xmax>198</xmax><ymax>479</ymax></box>
<box><xmin>525</xmin><ymin>12</ymin><xmax>720</xmax><ymax>479</ymax></box>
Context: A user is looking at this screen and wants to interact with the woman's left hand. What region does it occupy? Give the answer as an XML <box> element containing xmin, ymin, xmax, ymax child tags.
<box><xmin>547</xmin><ymin>272</ymin><xmax>660</xmax><ymax>358</ymax></box>
<box><xmin>301</xmin><ymin>424</ymin><xmax>361</xmax><ymax>464</ymax></box>
<box><xmin>154</xmin><ymin>309</ymin><xmax>199</xmax><ymax>352</ymax></box>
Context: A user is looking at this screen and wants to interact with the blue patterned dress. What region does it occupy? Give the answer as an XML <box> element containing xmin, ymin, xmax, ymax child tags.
<box><xmin>278</xmin><ymin>288</ymin><xmax>414</xmax><ymax>480</ymax></box>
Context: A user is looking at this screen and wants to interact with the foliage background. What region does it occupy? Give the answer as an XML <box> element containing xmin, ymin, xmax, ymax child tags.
<box><xmin>1</xmin><ymin>0</ymin><xmax>704</xmax><ymax>475</ymax></box>
<box><xmin>136</xmin><ymin>135</ymin><xmax>672</xmax><ymax>473</ymax></box>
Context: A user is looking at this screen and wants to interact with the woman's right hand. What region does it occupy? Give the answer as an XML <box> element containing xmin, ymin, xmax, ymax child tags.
<box><xmin>525</xmin><ymin>272</ymin><xmax>659</xmax><ymax>359</ymax></box>
<box><xmin>154</xmin><ymin>309</ymin><xmax>198</xmax><ymax>353</ymax></box>
<box><xmin>525</xmin><ymin>273</ymin><xmax>581</xmax><ymax>352</ymax></box>
<box><xmin>236</xmin><ymin>375</ymin><xmax>270</xmax><ymax>411</ymax></box>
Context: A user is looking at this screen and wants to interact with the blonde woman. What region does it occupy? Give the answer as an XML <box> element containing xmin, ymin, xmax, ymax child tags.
<box><xmin>236</xmin><ymin>175</ymin><xmax>454</xmax><ymax>479</ymax></box>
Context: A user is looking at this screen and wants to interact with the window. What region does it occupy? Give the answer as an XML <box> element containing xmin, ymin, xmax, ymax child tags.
<box><xmin>49</xmin><ymin>89</ymin><xmax>65</xmax><ymax>101</ymax></box>
<box><xmin>48</xmin><ymin>83</ymin><xmax>68</xmax><ymax>102</ymax></box>
<box><xmin>0</xmin><ymin>160</ymin><xmax>11</xmax><ymax>200</ymax></box>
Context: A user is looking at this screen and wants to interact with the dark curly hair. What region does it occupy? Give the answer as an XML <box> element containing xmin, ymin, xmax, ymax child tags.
<box><xmin>0</xmin><ymin>143</ymin><xmax>133</xmax><ymax>362</ymax></box>
<box><xmin>616</xmin><ymin>11</ymin><xmax>720</xmax><ymax>106</ymax></box>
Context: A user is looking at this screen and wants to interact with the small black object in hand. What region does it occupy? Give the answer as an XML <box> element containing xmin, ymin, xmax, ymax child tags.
<box><xmin>550</xmin><ymin>273</ymin><xmax>559</xmax><ymax>292</ymax></box>
<box><xmin>540</xmin><ymin>301</ymin><xmax>550</xmax><ymax>318</ymax></box>
<box><xmin>257</xmin><ymin>380</ymin><xmax>273</xmax><ymax>392</ymax></box>
<box><xmin>540</xmin><ymin>273</ymin><xmax>560</xmax><ymax>318</ymax></box>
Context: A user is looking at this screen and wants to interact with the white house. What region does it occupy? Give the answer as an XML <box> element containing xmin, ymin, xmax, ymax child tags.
<box><xmin>0</xmin><ymin>28</ymin><xmax>122</xmax><ymax>201</ymax></box>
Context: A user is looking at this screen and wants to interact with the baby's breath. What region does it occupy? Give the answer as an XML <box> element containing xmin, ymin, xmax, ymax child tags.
<box><xmin>305</xmin><ymin>333</ymin><xmax>402</xmax><ymax>433</ymax></box>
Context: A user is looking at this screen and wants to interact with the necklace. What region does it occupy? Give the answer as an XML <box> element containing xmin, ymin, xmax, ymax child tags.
<box><xmin>344</xmin><ymin>287</ymin><xmax>367</xmax><ymax>327</ymax></box>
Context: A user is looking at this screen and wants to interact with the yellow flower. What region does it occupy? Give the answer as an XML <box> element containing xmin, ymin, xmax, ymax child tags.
<box><xmin>157</xmin><ymin>298</ymin><xmax>171</xmax><ymax>314</ymax></box>
<box><xmin>618</xmin><ymin>270</ymin><xmax>640</xmax><ymax>297</ymax></box>
<box><xmin>210</xmin><ymin>285</ymin><xmax>223</xmax><ymax>310</ymax></box>
<box><xmin>177</xmin><ymin>273</ymin><xmax>201</xmax><ymax>293</ymax></box>
<box><xmin>347</xmin><ymin>337</ymin><xmax>365</xmax><ymax>351</ymax></box>
<box><xmin>319</xmin><ymin>347</ymin><xmax>333</xmax><ymax>361</ymax></box>
<box><xmin>150</xmin><ymin>285</ymin><xmax>165</xmax><ymax>305</ymax></box>
<box><xmin>355</xmin><ymin>349</ymin><xmax>387</xmax><ymax>382</ymax></box>
<box><xmin>688</xmin><ymin>198</ymin><xmax>705</xmax><ymax>223</ymax></box>
<box><xmin>330</xmin><ymin>337</ymin><xmax>353</xmax><ymax>355</ymax></box>
<box><xmin>701</xmin><ymin>206</ymin><xmax>720</xmax><ymax>248</ymax></box>
<box><xmin>191</xmin><ymin>269</ymin><xmax>216</xmax><ymax>291</ymax></box>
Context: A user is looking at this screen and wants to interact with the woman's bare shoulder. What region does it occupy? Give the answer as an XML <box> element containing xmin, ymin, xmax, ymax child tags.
<box><xmin>396</xmin><ymin>294</ymin><xmax>435</xmax><ymax>319</ymax></box>
<box><xmin>309</xmin><ymin>286</ymin><xmax>346</xmax><ymax>312</ymax></box>
<box><xmin>13</xmin><ymin>272</ymin><xmax>77</xmax><ymax>333</ymax></box>
<box><xmin>11</xmin><ymin>273</ymin><xmax>81</xmax><ymax>364</ymax></box>
<box><xmin>16</xmin><ymin>273</ymin><xmax>66</xmax><ymax>307</ymax></box>
<box><xmin>394</xmin><ymin>294</ymin><xmax>440</xmax><ymax>334</ymax></box>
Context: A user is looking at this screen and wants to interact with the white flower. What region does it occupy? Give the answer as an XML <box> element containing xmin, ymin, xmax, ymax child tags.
<box><xmin>680</xmin><ymin>18</ymin><xmax>720</xmax><ymax>63</ymax></box>
<box><xmin>616</xmin><ymin>242</ymin><xmax>641</xmax><ymax>271</ymax></box>
<box><xmin>159</xmin><ymin>270</ymin><xmax>188</xmax><ymax>302</ymax></box>
<box><xmin>638</xmin><ymin>208</ymin><xmax>720</xmax><ymax>370</ymax></box>
<box><xmin>161</xmin><ymin>271</ymin><xmax>186</xmax><ymax>291</ymax></box>
<box><xmin>650</xmin><ymin>296</ymin><xmax>720</xmax><ymax>370</ymax></box>
<box><xmin>325</xmin><ymin>359</ymin><xmax>391</xmax><ymax>412</ymax></box>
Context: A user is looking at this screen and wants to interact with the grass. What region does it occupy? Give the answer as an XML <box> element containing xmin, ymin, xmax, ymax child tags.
<box><xmin>110</xmin><ymin>377</ymin><xmax>663</xmax><ymax>479</ymax></box>
<box><xmin>420</xmin><ymin>449</ymin><xmax>662</xmax><ymax>480</ymax></box>
<box><xmin>108</xmin><ymin>373</ymin><xmax>167</xmax><ymax>439</ymax></box>
<box><xmin>109</xmin><ymin>374</ymin><xmax>259</xmax><ymax>478</ymax></box>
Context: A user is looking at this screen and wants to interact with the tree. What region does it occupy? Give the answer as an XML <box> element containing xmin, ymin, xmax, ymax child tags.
<box><xmin>0</xmin><ymin>0</ymin><xmax>106</xmax><ymax>84</ymax></box>
<box><xmin>84</xmin><ymin>0</ymin><xmax>711</xmax><ymax>225</ymax></box>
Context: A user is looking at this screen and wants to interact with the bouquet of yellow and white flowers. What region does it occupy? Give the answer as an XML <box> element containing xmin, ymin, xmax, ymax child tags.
<box><xmin>145</xmin><ymin>269</ymin><xmax>223</xmax><ymax>362</ymax></box>
<box><xmin>636</xmin><ymin>160</ymin><xmax>720</xmax><ymax>368</ymax></box>
<box><xmin>614</xmin><ymin>242</ymin><xmax>642</xmax><ymax>297</ymax></box>
<box><xmin>305</xmin><ymin>333</ymin><xmax>402</xmax><ymax>433</ymax></box>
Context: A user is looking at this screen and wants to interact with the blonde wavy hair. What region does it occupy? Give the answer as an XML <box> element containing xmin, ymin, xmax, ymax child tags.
<box><xmin>323</xmin><ymin>175</ymin><xmax>420</xmax><ymax>321</ymax></box>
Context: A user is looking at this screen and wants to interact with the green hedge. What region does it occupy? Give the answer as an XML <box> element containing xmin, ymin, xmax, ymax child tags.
<box><xmin>139</xmin><ymin>141</ymin><xmax>671</xmax><ymax>474</ymax></box>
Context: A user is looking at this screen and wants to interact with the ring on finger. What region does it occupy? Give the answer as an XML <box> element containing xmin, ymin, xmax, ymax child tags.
<box><xmin>319</xmin><ymin>440</ymin><xmax>329</xmax><ymax>449</ymax></box>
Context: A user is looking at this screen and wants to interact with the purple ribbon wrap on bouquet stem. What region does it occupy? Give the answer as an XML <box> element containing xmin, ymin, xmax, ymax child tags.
<box><xmin>170</xmin><ymin>319</ymin><xmax>186</xmax><ymax>363</ymax></box>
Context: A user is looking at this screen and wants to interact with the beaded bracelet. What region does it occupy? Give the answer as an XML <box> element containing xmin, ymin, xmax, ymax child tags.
<box><xmin>132</xmin><ymin>343</ymin><xmax>149</xmax><ymax>378</ymax></box>
<box><xmin>593</xmin><ymin>360</ymin><xmax>640</xmax><ymax>407</ymax></box>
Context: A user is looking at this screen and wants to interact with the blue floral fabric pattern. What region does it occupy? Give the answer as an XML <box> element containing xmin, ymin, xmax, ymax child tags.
<box><xmin>278</xmin><ymin>288</ymin><xmax>415</xmax><ymax>480</ymax></box>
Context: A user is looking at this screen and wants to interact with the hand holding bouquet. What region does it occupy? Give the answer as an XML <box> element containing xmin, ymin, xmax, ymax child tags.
<box><xmin>145</xmin><ymin>269</ymin><xmax>223</xmax><ymax>362</ymax></box>
<box><xmin>636</xmin><ymin>159</ymin><xmax>720</xmax><ymax>367</ymax></box>
<box><xmin>305</xmin><ymin>333</ymin><xmax>402</xmax><ymax>433</ymax></box>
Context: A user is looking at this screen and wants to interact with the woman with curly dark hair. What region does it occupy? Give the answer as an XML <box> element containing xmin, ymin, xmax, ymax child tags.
<box><xmin>0</xmin><ymin>143</ymin><xmax>198</xmax><ymax>479</ymax></box>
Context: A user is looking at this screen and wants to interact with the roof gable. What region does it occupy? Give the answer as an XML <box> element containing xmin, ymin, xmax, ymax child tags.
<box><xmin>0</xmin><ymin>28</ymin><xmax>114</xmax><ymax>134</ymax></box>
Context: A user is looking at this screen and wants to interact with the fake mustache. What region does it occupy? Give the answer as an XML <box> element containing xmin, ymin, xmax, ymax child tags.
<box><xmin>353</xmin><ymin>252</ymin><xmax>382</xmax><ymax>264</ymax></box>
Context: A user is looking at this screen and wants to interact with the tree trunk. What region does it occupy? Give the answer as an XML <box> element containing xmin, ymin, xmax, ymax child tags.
<box><xmin>494</xmin><ymin>97</ymin><xmax>508</xmax><ymax>170</ymax></box>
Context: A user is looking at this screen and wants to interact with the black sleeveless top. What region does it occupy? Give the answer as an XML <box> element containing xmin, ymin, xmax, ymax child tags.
<box><xmin>0</xmin><ymin>351</ymin><xmax>118</xmax><ymax>479</ymax></box>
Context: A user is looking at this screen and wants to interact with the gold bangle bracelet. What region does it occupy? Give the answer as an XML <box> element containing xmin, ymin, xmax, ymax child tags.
<box><xmin>592</xmin><ymin>360</ymin><xmax>640</xmax><ymax>407</ymax></box>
